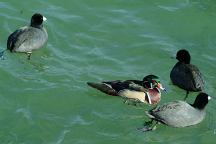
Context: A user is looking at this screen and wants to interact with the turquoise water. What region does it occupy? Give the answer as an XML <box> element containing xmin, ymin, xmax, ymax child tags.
<box><xmin>0</xmin><ymin>0</ymin><xmax>216</xmax><ymax>143</ymax></box>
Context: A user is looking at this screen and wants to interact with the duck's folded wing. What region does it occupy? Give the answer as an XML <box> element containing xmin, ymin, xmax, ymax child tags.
<box><xmin>87</xmin><ymin>81</ymin><xmax>120</xmax><ymax>96</ymax></box>
<box><xmin>87</xmin><ymin>79</ymin><xmax>146</xmax><ymax>96</ymax></box>
<box><xmin>128</xmin><ymin>82</ymin><xmax>148</xmax><ymax>92</ymax></box>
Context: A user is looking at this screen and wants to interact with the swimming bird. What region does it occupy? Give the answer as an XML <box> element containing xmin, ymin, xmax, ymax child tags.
<box><xmin>7</xmin><ymin>13</ymin><xmax>48</xmax><ymax>60</ymax></box>
<box><xmin>170</xmin><ymin>49</ymin><xmax>204</xmax><ymax>100</ymax></box>
<box><xmin>87</xmin><ymin>75</ymin><xmax>166</xmax><ymax>105</ymax></box>
<box><xmin>140</xmin><ymin>92</ymin><xmax>211</xmax><ymax>132</ymax></box>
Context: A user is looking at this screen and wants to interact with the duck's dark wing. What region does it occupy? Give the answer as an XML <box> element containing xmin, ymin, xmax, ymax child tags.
<box><xmin>87</xmin><ymin>81</ymin><xmax>117</xmax><ymax>96</ymax></box>
<box><xmin>87</xmin><ymin>80</ymin><xmax>145</xmax><ymax>96</ymax></box>
<box><xmin>124</xmin><ymin>80</ymin><xmax>149</xmax><ymax>92</ymax></box>
<box><xmin>7</xmin><ymin>27</ymin><xmax>27</xmax><ymax>52</ymax></box>
<box><xmin>103</xmin><ymin>80</ymin><xmax>146</xmax><ymax>92</ymax></box>
<box><xmin>87</xmin><ymin>80</ymin><xmax>122</xmax><ymax>96</ymax></box>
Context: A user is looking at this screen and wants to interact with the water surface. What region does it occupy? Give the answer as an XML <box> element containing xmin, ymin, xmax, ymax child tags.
<box><xmin>0</xmin><ymin>0</ymin><xmax>216</xmax><ymax>143</ymax></box>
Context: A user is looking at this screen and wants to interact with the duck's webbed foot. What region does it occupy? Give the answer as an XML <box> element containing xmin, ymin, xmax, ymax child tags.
<box><xmin>137</xmin><ymin>120</ymin><xmax>158</xmax><ymax>132</ymax></box>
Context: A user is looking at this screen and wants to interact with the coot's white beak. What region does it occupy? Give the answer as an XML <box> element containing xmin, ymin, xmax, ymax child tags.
<box><xmin>208</xmin><ymin>96</ymin><xmax>211</xmax><ymax>100</ymax></box>
<box><xmin>43</xmin><ymin>16</ymin><xmax>47</xmax><ymax>21</ymax></box>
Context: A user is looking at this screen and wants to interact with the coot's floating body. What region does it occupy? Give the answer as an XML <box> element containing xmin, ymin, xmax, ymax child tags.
<box><xmin>140</xmin><ymin>93</ymin><xmax>210</xmax><ymax>132</ymax></box>
<box><xmin>170</xmin><ymin>49</ymin><xmax>204</xmax><ymax>99</ymax></box>
<box><xmin>7</xmin><ymin>13</ymin><xmax>48</xmax><ymax>59</ymax></box>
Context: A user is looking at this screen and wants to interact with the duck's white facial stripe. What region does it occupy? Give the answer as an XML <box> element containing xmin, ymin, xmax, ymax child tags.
<box><xmin>43</xmin><ymin>16</ymin><xmax>47</xmax><ymax>21</ymax></box>
<box><xmin>208</xmin><ymin>96</ymin><xmax>211</xmax><ymax>100</ymax></box>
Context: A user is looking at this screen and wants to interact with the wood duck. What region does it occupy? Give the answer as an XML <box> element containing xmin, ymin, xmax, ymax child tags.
<box><xmin>87</xmin><ymin>75</ymin><xmax>166</xmax><ymax>105</ymax></box>
<box><xmin>170</xmin><ymin>49</ymin><xmax>204</xmax><ymax>100</ymax></box>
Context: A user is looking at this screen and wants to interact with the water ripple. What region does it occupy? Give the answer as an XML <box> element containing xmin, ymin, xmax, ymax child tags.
<box><xmin>69</xmin><ymin>115</ymin><xmax>93</xmax><ymax>126</ymax></box>
<box><xmin>55</xmin><ymin>129</ymin><xmax>70</xmax><ymax>144</ymax></box>
<box><xmin>157</xmin><ymin>0</ymin><xmax>190</xmax><ymax>12</ymax></box>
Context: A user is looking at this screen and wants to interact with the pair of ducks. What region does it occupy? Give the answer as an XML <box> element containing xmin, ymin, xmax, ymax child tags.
<box><xmin>87</xmin><ymin>49</ymin><xmax>210</xmax><ymax>131</ymax></box>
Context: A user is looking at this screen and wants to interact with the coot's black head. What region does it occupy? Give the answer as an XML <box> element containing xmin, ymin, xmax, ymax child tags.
<box><xmin>176</xmin><ymin>49</ymin><xmax>191</xmax><ymax>64</ymax></box>
<box><xmin>193</xmin><ymin>92</ymin><xmax>211</xmax><ymax>110</ymax></box>
<box><xmin>30</xmin><ymin>13</ymin><xmax>47</xmax><ymax>28</ymax></box>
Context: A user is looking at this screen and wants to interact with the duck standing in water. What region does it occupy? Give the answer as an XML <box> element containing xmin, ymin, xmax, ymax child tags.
<box><xmin>7</xmin><ymin>13</ymin><xmax>48</xmax><ymax>60</ymax></box>
<box><xmin>170</xmin><ymin>49</ymin><xmax>204</xmax><ymax>100</ymax></box>
<box><xmin>87</xmin><ymin>75</ymin><xmax>166</xmax><ymax>105</ymax></box>
<box><xmin>139</xmin><ymin>92</ymin><xmax>211</xmax><ymax>132</ymax></box>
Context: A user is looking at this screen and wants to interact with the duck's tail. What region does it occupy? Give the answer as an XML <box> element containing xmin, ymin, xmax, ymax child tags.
<box><xmin>87</xmin><ymin>82</ymin><xmax>117</xmax><ymax>96</ymax></box>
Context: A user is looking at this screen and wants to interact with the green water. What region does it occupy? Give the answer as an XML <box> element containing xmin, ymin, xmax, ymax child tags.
<box><xmin>0</xmin><ymin>0</ymin><xmax>216</xmax><ymax>143</ymax></box>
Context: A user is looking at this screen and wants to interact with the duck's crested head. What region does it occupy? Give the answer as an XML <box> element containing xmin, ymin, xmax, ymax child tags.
<box><xmin>31</xmin><ymin>13</ymin><xmax>47</xmax><ymax>28</ymax></box>
<box><xmin>143</xmin><ymin>75</ymin><xmax>166</xmax><ymax>91</ymax></box>
<box><xmin>176</xmin><ymin>49</ymin><xmax>191</xmax><ymax>64</ymax></box>
<box><xmin>143</xmin><ymin>75</ymin><xmax>159</xmax><ymax>82</ymax></box>
<box><xmin>193</xmin><ymin>92</ymin><xmax>211</xmax><ymax>110</ymax></box>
